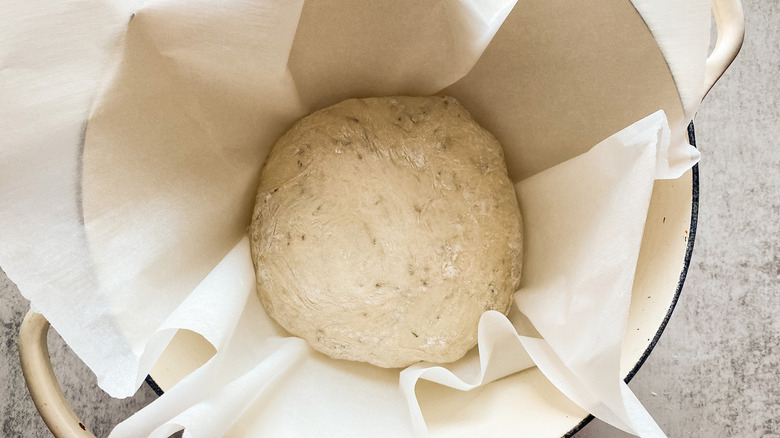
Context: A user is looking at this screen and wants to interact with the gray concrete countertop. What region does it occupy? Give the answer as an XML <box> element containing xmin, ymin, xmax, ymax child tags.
<box><xmin>1</xmin><ymin>1</ymin><xmax>777</xmax><ymax>436</ymax></box>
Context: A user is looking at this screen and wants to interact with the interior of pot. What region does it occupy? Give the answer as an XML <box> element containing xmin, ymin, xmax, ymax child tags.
<box><xmin>147</xmin><ymin>0</ymin><xmax>694</xmax><ymax>436</ymax></box>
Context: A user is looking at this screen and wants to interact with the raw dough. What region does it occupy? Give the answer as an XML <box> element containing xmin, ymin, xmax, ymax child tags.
<box><xmin>250</xmin><ymin>96</ymin><xmax>522</xmax><ymax>367</ymax></box>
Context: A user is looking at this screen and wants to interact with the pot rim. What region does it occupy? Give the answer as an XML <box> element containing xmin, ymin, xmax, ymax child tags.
<box><xmin>562</xmin><ymin>121</ymin><xmax>700</xmax><ymax>437</ymax></box>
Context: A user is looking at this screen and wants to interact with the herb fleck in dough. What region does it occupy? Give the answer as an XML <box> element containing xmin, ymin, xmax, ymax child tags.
<box><xmin>250</xmin><ymin>96</ymin><xmax>523</xmax><ymax>368</ymax></box>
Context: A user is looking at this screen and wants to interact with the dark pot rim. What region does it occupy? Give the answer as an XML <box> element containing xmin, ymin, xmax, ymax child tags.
<box><xmin>563</xmin><ymin>122</ymin><xmax>699</xmax><ymax>437</ymax></box>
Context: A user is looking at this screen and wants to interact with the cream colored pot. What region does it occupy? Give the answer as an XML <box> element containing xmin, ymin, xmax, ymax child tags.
<box><xmin>19</xmin><ymin>0</ymin><xmax>744</xmax><ymax>436</ymax></box>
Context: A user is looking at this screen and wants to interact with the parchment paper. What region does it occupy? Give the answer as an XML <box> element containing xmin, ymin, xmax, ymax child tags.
<box><xmin>0</xmin><ymin>0</ymin><xmax>708</xmax><ymax>437</ymax></box>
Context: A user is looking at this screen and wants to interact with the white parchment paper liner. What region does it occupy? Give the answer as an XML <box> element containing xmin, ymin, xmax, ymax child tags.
<box><xmin>0</xmin><ymin>1</ymin><xmax>709</xmax><ymax>437</ymax></box>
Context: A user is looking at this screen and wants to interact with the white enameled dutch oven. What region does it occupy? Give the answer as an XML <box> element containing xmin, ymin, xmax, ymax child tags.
<box><xmin>19</xmin><ymin>0</ymin><xmax>744</xmax><ymax>436</ymax></box>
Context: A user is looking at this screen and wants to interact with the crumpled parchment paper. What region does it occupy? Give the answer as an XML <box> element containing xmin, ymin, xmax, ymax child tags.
<box><xmin>0</xmin><ymin>0</ymin><xmax>710</xmax><ymax>436</ymax></box>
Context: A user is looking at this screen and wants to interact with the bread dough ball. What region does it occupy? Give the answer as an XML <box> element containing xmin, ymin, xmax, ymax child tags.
<box><xmin>250</xmin><ymin>96</ymin><xmax>522</xmax><ymax>367</ymax></box>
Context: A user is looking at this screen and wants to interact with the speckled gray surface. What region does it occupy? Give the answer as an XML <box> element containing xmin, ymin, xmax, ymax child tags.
<box><xmin>1</xmin><ymin>1</ymin><xmax>777</xmax><ymax>437</ymax></box>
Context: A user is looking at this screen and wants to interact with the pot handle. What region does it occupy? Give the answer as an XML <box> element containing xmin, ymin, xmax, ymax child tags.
<box><xmin>704</xmin><ymin>0</ymin><xmax>745</xmax><ymax>98</ymax></box>
<box><xmin>18</xmin><ymin>310</ymin><xmax>96</xmax><ymax>438</ymax></box>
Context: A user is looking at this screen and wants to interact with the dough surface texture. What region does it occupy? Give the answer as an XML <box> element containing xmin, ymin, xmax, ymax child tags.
<box><xmin>250</xmin><ymin>96</ymin><xmax>522</xmax><ymax>367</ymax></box>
